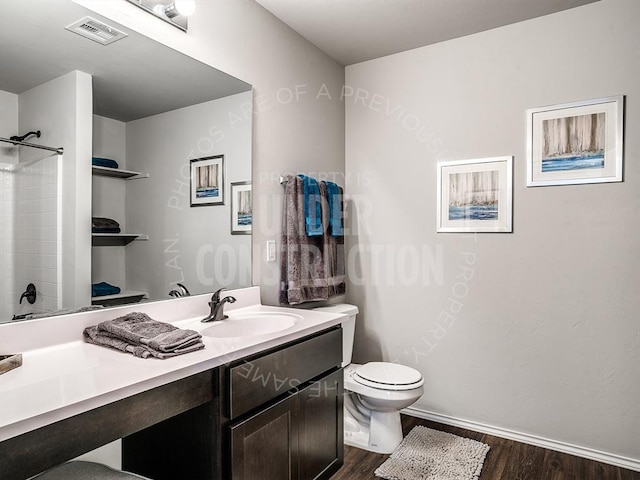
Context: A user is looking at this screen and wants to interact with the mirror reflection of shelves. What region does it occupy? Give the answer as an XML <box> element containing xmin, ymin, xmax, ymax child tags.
<box><xmin>92</xmin><ymin>165</ymin><xmax>149</xmax><ymax>180</ymax></box>
<box><xmin>91</xmin><ymin>234</ymin><xmax>149</xmax><ymax>246</ymax></box>
<box><xmin>91</xmin><ymin>290</ymin><xmax>148</xmax><ymax>307</ymax></box>
<box><xmin>91</xmin><ymin>164</ymin><xmax>149</xmax><ymax>243</ymax></box>
<box><xmin>91</xmin><ymin>153</ymin><xmax>150</xmax><ymax>307</ymax></box>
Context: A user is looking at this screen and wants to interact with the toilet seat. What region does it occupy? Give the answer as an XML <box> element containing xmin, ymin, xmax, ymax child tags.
<box><xmin>353</xmin><ymin>362</ymin><xmax>424</xmax><ymax>391</ymax></box>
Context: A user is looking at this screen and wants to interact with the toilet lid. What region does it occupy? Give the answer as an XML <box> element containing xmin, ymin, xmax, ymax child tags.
<box><xmin>354</xmin><ymin>362</ymin><xmax>424</xmax><ymax>391</ymax></box>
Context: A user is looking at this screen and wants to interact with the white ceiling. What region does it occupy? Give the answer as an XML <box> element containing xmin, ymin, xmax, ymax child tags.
<box><xmin>255</xmin><ymin>0</ymin><xmax>599</xmax><ymax>65</ymax></box>
<box><xmin>0</xmin><ymin>0</ymin><xmax>250</xmax><ymax>122</ymax></box>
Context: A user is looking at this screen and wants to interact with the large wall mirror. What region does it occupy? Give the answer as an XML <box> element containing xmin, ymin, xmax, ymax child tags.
<box><xmin>0</xmin><ymin>0</ymin><xmax>253</xmax><ymax>323</ymax></box>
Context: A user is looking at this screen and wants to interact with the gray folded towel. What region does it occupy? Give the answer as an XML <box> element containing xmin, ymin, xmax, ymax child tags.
<box><xmin>84</xmin><ymin>326</ymin><xmax>153</xmax><ymax>358</ymax></box>
<box><xmin>98</xmin><ymin>312</ymin><xmax>201</xmax><ymax>352</ymax></box>
<box><xmin>84</xmin><ymin>326</ymin><xmax>204</xmax><ymax>359</ymax></box>
<box><xmin>83</xmin><ymin>312</ymin><xmax>204</xmax><ymax>359</ymax></box>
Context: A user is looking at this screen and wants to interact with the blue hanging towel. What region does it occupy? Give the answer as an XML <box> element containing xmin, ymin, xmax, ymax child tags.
<box><xmin>297</xmin><ymin>174</ymin><xmax>323</xmax><ymax>236</ymax></box>
<box><xmin>323</xmin><ymin>181</ymin><xmax>344</xmax><ymax>237</ymax></box>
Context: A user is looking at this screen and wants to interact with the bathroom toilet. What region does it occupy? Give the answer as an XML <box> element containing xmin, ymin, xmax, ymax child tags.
<box><xmin>314</xmin><ymin>304</ymin><xmax>424</xmax><ymax>454</ymax></box>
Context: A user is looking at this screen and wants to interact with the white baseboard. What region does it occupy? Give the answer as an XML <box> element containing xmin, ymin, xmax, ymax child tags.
<box><xmin>402</xmin><ymin>407</ymin><xmax>640</xmax><ymax>473</ymax></box>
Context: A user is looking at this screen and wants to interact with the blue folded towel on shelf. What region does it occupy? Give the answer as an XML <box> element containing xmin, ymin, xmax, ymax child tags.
<box><xmin>323</xmin><ymin>181</ymin><xmax>344</xmax><ymax>237</ymax></box>
<box><xmin>297</xmin><ymin>174</ymin><xmax>323</xmax><ymax>236</ymax></box>
<box><xmin>92</xmin><ymin>282</ymin><xmax>121</xmax><ymax>298</ymax></box>
<box><xmin>92</xmin><ymin>157</ymin><xmax>119</xmax><ymax>169</ymax></box>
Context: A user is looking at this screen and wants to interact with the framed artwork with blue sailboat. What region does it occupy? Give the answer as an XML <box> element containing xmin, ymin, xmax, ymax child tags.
<box><xmin>190</xmin><ymin>155</ymin><xmax>225</xmax><ymax>206</ymax></box>
<box><xmin>526</xmin><ymin>95</ymin><xmax>624</xmax><ymax>187</ymax></box>
<box><xmin>437</xmin><ymin>156</ymin><xmax>513</xmax><ymax>233</ymax></box>
<box><xmin>230</xmin><ymin>181</ymin><xmax>252</xmax><ymax>234</ymax></box>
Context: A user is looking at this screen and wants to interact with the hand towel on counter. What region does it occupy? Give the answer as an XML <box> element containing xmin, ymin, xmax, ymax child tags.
<box><xmin>322</xmin><ymin>181</ymin><xmax>344</xmax><ymax>237</ymax></box>
<box><xmin>84</xmin><ymin>326</ymin><xmax>204</xmax><ymax>359</ymax></box>
<box><xmin>98</xmin><ymin>312</ymin><xmax>202</xmax><ymax>352</ymax></box>
<box><xmin>92</xmin><ymin>282</ymin><xmax>121</xmax><ymax>297</ymax></box>
<box><xmin>297</xmin><ymin>174</ymin><xmax>323</xmax><ymax>236</ymax></box>
<box><xmin>92</xmin><ymin>217</ymin><xmax>121</xmax><ymax>234</ymax></box>
<box><xmin>92</xmin><ymin>157</ymin><xmax>119</xmax><ymax>169</ymax></box>
<box><xmin>84</xmin><ymin>326</ymin><xmax>156</xmax><ymax>359</ymax></box>
<box><xmin>83</xmin><ymin>312</ymin><xmax>204</xmax><ymax>359</ymax></box>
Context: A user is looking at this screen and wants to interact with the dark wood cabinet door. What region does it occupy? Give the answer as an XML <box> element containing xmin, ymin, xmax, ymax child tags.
<box><xmin>296</xmin><ymin>369</ymin><xmax>344</xmax><ymax>480</ymax></box>
<box><xmin>230</xmin><ymin>395</ymin><xmax>299</xmax><ymax>480</ymax></box>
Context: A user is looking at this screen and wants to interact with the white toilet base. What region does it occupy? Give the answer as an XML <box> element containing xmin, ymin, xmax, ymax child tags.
<box><xmin>344</xmin><ymin>404</ymin><xmax>403</xmax><ymax>454</ymax></box>
<box><xmin>369</xmin><ymin>410</ymin><xmax>403</xmax><ymax>453</ymax></box>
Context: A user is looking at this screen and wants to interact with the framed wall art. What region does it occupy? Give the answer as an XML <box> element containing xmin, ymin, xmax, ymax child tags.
<box><xmin>190</xmin><ymin>155</ymin><xmax>224</xmax><ymax>206</ymax></box>
<box><xmin>230</xmin><ymin>181</ymin><xmax>252</xmax><ymax>234</ymax></box>
<box><xmin>526</xmin><ymin>95</ymin><xmax>624</xmax><ymax>186</ymax></box>
<box><xmin>437</xmin><ymin>156</ymin><xmax>513</xmax><ymax>233</ymax></box>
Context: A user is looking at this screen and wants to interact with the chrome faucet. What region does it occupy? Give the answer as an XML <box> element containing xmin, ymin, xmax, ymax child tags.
<box><xmin>202</xmin><ymin>288</ymin><xmax>237</xmax><ymax>322</ymax></box>
<box><xmin>168</xmin><ymin>283</ymin><xmax>191</xmax><ymax>298</ymax></box>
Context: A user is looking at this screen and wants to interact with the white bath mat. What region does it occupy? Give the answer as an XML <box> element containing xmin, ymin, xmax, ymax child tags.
<box><xmin>374</xmin><ymin>426</ymin><xmax>490</xmax><ymax>480</ymax></box>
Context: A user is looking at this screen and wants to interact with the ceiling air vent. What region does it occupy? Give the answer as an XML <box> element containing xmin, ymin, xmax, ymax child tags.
<box><xmin>65</xmin><ymin>17</ymin><xmax>128</xmax><ymax>46</ymax></box>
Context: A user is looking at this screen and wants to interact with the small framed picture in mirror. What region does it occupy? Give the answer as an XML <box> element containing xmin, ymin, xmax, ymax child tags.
<box><xmin>190</xmin><ymin>155</ymin><xmax>225</xmax><ymax>206</ymax></box>
<box><xmin>231</xmin><ymin>181</ymin><xmax>252</xmax><ymax>234</ymax></box>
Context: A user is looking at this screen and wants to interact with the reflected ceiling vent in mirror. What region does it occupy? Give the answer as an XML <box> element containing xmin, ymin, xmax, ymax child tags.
<box><xmin>65</xmin><ymin>17</ymin><xmax>128</xmax><ymax>46</ymax></box>
<box><xmin>125</xmin><ymin>0</ymin><xmax>196</xmax><ymax>32</ymax></box>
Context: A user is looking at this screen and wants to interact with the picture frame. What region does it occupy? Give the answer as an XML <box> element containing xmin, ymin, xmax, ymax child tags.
<box><xmin>190</xmin><ymin>155</ymin><xmax>225</xmax><ymax>206</ymax></box>
<box><xmin>526</xmin><ymin>95</ymin><xmax>624</xmax><ymax>187</ymax></box>
<box><xmin>437</xmin><ymin>156</ymin><xmax>513</xmax><ymax>233</ymax></box>
<box><xmin>230</xmin><ymin>181</ymin><xmax>252</xmax><ymax>235</ymax></box>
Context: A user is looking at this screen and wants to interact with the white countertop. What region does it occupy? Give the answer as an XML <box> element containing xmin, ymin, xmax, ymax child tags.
<box><xmin>0</xmin><ymin>287</ymin><xmax>346</xmax><ymax>442</ymax></box>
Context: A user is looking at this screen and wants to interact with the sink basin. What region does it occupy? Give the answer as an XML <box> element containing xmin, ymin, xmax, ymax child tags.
<box><xmin>200</xmin><ymin>312</ymin><xmax>302</xmax><ymax>338</ymax></box>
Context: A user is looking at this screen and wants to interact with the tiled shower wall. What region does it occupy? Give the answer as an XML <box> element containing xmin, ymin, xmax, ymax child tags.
<box><xmin>3</xmin><ymin>154</ymin><xmax>62</xmax><ymax>321</ymax></box>
<box><xmin>0</xmin><ymin>164</ymin><xmax>15</xmax><ymax>322</ymax></box>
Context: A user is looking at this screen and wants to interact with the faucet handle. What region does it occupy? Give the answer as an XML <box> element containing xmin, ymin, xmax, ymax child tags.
<box><xmin>211</xmin><ymin>287</ymin><xmax>226</xmax><ymax>303</ymax></box>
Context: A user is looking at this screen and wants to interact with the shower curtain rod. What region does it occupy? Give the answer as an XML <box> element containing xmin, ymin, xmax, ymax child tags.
<box><xmin>0</xmin><ymin>137</ymin><xmax>64</xmax><ymax>155</ymax></box>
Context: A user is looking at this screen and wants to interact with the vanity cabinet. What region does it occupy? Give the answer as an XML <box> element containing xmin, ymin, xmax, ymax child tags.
<box><xmin>122</xmin><ymin>326</ymin><xmax>344</xmax><ymax>480</ymax></box>
<box><xmin>229</xmin><ymin>362</ymin><xmax>343</xmax><ymax>480</ymax></box>
<box><xmin>226</xmin><ymin>326</ymin><xmax>344</xmax><ymax>480</ymax></box>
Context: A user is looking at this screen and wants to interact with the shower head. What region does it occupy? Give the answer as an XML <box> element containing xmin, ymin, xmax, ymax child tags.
<box><xmin>9</xmin><ymin>130</ymin><xmax>41</xmax><ymax>142</ymax></box>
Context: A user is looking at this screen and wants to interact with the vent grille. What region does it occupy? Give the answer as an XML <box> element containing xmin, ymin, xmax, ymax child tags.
<box><xmin>65</xmin><ymin>17</ymin><xmax>128</xmax><ymax>46</ymax></box>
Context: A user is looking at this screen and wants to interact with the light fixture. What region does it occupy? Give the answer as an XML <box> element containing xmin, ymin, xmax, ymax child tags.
<box><xmin>159</xmin><ymin>0</ymin><xmax>196</xmax><ymax>18</ymax></box>
<box><xmin>125</xmin><ymin>0</ymin><xmax>196</xmax><ymax>32</ymax></box>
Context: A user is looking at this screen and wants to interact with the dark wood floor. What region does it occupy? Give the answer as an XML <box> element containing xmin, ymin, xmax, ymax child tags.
<box><xmin>330</xmin><ymin>415</ymin><xmax>640</xmax><ymax>480</ymax></box>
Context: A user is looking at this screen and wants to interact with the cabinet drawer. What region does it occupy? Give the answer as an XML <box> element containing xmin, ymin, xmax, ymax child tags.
<box><xmin>228</xmin><ymin>328</ymin><xmax>341</xmax><ymax>419</ymax></box>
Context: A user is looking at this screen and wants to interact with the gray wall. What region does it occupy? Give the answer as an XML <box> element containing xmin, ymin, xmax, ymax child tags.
<box><xmin>74</xmin><ymin>0</ymin><xmax>346</xmax><ymax>305</ymax></box>
<box><xmin>346</xmin><ymin>0</ymin><xmax>639</xmax><ymax>462</ymax></box>
<box><xmin>125</xmin><ymin>92</ymin><xmax>252</xmax><ymax>299</ymax></box>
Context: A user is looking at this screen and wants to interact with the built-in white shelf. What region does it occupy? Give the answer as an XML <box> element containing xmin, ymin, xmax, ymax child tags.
<box><xmin>91</xmin><ymin>233</ymin><xmax>149</xmax><ymax>246</ymax></box>
<box><xmin>92</xmin><ymin>165</ymin><xmax>149</xmax><ymax>179</ymax></box>
<box><xmin>91</xmin><ymin>290</ymin><xmax>148</xmax><ymax>306</ymax></box>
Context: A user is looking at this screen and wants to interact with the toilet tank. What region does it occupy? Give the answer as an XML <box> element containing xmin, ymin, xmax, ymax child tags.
<box><xmin>313</xmin><ymin>304</ymin><xmax>359</xmax><ymax>367</ymax></box>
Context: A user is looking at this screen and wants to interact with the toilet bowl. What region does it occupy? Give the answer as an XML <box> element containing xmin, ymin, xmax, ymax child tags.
<box><xmin>313</xmin><ymin>304</ymin><xmax>424</xmax><ymax>454</ymax></box>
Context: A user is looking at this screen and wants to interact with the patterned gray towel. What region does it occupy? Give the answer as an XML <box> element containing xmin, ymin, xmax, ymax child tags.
<box><xmin>84</xmin><ymin>325</ymin><xmax>204</xmax><ymax>359</ymax></box>
<box><xmin>98</xmin><ymin>312</ymin><xmax>201</xmax><ymax>352</ymax></box>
